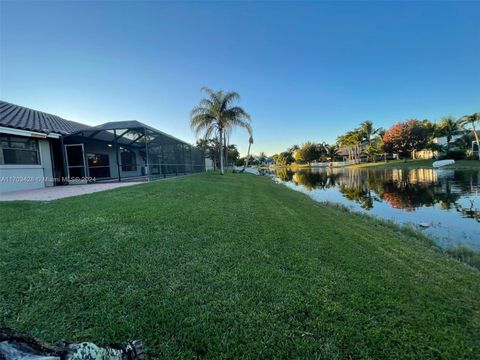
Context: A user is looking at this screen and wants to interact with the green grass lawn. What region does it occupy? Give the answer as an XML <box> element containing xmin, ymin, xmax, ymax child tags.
<box><xmin>1</xmin><ymin>173</ymin><xmax>479</xmax><ymax>359</ymax></box>
<box><xmin>348</xmin><ymin>159</ymin><xmax>480</xmax><ymax>170</ymax></box>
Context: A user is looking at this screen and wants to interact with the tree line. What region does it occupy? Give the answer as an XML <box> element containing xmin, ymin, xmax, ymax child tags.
<box><xmin>188</xmin><ymin>87</ymin><xmax>479</xmax><ymax>170</ymax></box>
<box><xmin>271</xmin><ymin>112</ymin><xmax>480</xmax><ymax>165</ymax></box>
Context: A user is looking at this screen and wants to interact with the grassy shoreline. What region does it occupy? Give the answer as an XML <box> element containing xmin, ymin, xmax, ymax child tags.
<box><xmin>1</xmin><ymin>173</ymin><xmax>479</xmax><ymax>358</ymax></box>
<box><xmin>266</xmin><ymin>159</ymin><xmax>480</xmax><ymax>171</ymax></box>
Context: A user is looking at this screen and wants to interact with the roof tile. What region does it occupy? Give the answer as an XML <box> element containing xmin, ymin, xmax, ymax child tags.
<box><xmin>0</xmin><ymin>100</ymin><xmax>91</xmax><ymax>135</ymax></box>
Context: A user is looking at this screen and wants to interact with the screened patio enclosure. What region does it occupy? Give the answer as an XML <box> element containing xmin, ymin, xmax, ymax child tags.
<box><xmin>63</xmin><ymin>120</ymin><xmax>205</xmax><ymax>182</ymax></box>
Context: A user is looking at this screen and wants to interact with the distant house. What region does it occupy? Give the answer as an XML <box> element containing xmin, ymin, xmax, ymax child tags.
<box><xmin>205</xmin><ymin>158</ymin><xmax>215</xmax><ymax>171</ymax></box>
<box><xmin>414</xmin><ymin>132</ymin><xmax>478</xmax><ymax>159</ymax></box>
<box><xmin>337</xmin><ymin>146</ymin><xmax>350</xmax><ymax>159</ymax></box>
<box><xmin>0</xmin><ymin>101</ymin><xmax>205</xmax><ymax>193</ymax></box>
<box><xmin>337</xmin><ymin>142</ymin><xmax>368</xmax><ymax>162</ymax></box>
<box><xmin>264</xmin><ymin>156</ymin><xmax>274</xmax><ymax>166</ymax></box>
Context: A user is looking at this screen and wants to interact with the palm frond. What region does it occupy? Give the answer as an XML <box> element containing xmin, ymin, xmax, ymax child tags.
<box><xmin>203</xmin><ymin>125</ymin><xmax>218</xmax><ymax>140</ymax></box>
<box><xmin>198</xmin><ymin>98</ymin><xmax>215</xmax><ymax>110</ymax></box>
<box><xmin>200</xmin><ymin>87</ymin><xmax>217</xmax><ymax>99</ymax></box>
<box><xmin>190</xmin><ymin>114</ymin><xmax>215</xmax><ymax>135</ymax></box>
<box><xmin>191</xmin><ymin>87</ymin><xmax>253</xmax><ymax>145</ymax></box>
<box><xmin>190</xmin><ymin>106</ymin><xmax>214</xmax><ymax>118</ymax></box>
<box><xmin>226</xmin><ymin>106</ymin><xmax>251</xmax><ymax>120</ymax></box>
<box><xmin>221</xmin><ymin>91</ymin><xmax>240</xmax><ymax>111</ymax></box>
<box><xmin>227</xmin><ymin>118</ymin><xmax>253</xmax><ymax>134</ymax></box>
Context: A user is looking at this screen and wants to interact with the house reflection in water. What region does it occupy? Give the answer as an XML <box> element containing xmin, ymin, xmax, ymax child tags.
<box><xmin>274</xmin><ymin>166</ymin><xmax>479</xmax><ymax>215</ymax></box>
<box><xmin>391</xmin><ymin>168</ymin><xmax>438</xmax><ymax>184</ymax></box>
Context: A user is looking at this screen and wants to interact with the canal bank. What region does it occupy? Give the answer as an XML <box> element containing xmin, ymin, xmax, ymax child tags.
<box><xmin>272</xmin><ymin>165</ymin><xmax>480</xmax><ymax>252</ymax></box>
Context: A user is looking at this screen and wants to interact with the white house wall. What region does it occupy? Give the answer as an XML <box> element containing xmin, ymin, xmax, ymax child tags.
<box><xmin>0</xmin><ymin>137</ymin><xmax>54</xmax><ymax>193</ymax></box>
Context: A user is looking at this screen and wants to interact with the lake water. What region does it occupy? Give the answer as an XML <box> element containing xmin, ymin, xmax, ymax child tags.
<box><xmin>272</xmin><ymin>167</ymin><xmax>480</xmax><ymax>249</ymax></box>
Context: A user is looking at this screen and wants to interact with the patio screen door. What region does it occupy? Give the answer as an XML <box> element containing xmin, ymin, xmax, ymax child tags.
<box><xmin>65</xmin><ymin>144</ymin><xmax>87</xmax><ymax>180</ymax></box>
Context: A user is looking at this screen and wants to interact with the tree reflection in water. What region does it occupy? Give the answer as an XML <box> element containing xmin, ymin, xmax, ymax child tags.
<box><xmin>456</xmin><ymin>201</ymin><xmax>480</xmax><ymax>222</ymax></box>
<box><xmin>275</xmin><ymin>167</ymin><xmax>480</xmax><ymax>219</ymax></box>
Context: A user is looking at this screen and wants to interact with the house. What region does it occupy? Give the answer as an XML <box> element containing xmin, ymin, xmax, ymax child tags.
<box><xmin>414</xmin><ymin>132</ymin><xmax>479</xmax><ymax>159</ymax></box>
<box><xmin>337</xmin><ymin>142</ymin><xmax>369</xmax><ymax>162</ymax></box>
<box><xmin>0</xmin><ymin>101</ymin><xmax>205</xmax><ymax>193</ymax></box>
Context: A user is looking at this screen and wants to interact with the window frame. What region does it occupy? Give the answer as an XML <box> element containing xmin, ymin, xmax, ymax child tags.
<box><xmin>0</xmin><ymin>134</ymin><xmax>41</xmax><ymax>165</ymax></box>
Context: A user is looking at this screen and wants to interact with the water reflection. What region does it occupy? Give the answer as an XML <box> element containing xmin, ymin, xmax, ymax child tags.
<box><xmin>273</xmin><ymin>167</ymin><xmax>480</xmax><ymax>248</ymax></box>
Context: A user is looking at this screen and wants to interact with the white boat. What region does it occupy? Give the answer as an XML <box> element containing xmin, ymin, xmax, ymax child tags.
<box><xmin>432</xmin><ymin>159</ymin><xmax>455</xmax><ymax>168</ymax></box>
<box><xmin>245</xmin><ymin>167</ymin><xmax>260</xmax><ymax>175</ymax></box>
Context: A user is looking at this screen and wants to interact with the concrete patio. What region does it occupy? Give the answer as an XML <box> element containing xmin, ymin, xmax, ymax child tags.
<box><xmin>0</xmin><ymin>181</ymin><xmax>144</xmax><ymax>201</ymax></box>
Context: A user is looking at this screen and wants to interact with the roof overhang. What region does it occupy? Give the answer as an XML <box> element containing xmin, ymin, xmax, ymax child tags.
<box><xmin>0</xmin><ymin>126</ymin><xmax>61</xmax><ymax>139</ymax></box>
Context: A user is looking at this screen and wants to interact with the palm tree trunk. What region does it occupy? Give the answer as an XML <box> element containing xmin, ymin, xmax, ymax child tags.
<box><xmin>219</xmin><ymin>129</ymin><xmax>224</xmax><ymax>175</ymax></box>
<box><xmin>224</xmin><ymin>134</ymin><xmax>228</xmax><ymax>169</ymax></box>
<box><xmin>244</xmin><ymin>141</ymin><xmax>252</xmax><ymax>170</ymax></box>
<box><xmin>472</xmin><ymin>123</ymin><xmax>480</xmax><ymax>160</ymax></box>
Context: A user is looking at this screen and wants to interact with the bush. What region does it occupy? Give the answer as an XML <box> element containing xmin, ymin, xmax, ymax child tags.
<box><xmin>235</xmin><ymin>158</ymin><xmax>245</xmax><ymax>167</ymax></box>
<box><xmin>439</xmin><ymin>149</ymin><xmax>466</xmax><ymax>160</ymax></box>
<box><xmin>465</xmin><ymin>149</ymin><xmax>475</xmax><ymax>160</ymax></box>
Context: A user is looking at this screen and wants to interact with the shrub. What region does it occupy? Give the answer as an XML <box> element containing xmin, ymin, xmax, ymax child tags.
<box><xmin>439</xmin><ymin>149</ymin><xmax>466</xmax><ymax>160</ymax></box>
<box><xmin>465</xmin><ymin>149</ymin><xmax>475</xmax><ymax>160</ymax></box>
<box><xmin>445</xmin><ymin>149</ymin><xmax>466</xmax><ymax>160</ymax></box>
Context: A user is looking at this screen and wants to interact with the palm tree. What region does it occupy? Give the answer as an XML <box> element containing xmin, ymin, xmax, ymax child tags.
<box><xmin>258</xmin><ymin>151</ymin><xmax>267</xmax><ymax>165</ymax></box>
<box><xmin>438</xmin><ymin>116</ymin><xmax>460</xmax><ymax>151</ymax></box>
<box><xmin>288</xmin><ymin>144</ymin><xmax>300</xmax><ymax>154</ymax></box>
<box><xmin>244</xmin><ymin>135</ymin><xmax>254</xmax><ymax>170</ymax></box>
<box><xmin>324</xmin><ymin>144</ymin><xmax>339</xmax><ymax>161</ymax></box>
<box><xmin>359</xmin><ymin>121</ymin><xmax>384</xmax><ymax>162</ymax></box>
<box><xmin>191</xmin><ymin>87</ymin><xmax>252</xmax><ymax>174</ymax></box>
<box><xmin>359</xmin><ymin>120</ymin><xmax>381</xmax><ymax>144</ymax></box>
<box><xmin>338</xmin><ymin>130</ymin><xmax>362</xmax><ymax>163</ymax></box>
<box><xmin>336</xmin><ymin>134</ymin><xmax>351</xmax><ymax>161</ymax></box>
<box><xmin>459</xmin><ymin>112</ymin><xmax>480</xmax><ymax>160</ymax></box>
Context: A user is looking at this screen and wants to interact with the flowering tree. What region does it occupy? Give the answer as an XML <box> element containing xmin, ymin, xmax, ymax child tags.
<box><xmin>383</xmin><ymin>120</ymin><xmax>430</xmax><ymax>159</ymax></box>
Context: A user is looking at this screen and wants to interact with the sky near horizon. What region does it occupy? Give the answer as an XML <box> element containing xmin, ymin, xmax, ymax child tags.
<box><xmin>1</xmin><ymin>1</ymin><xmax>479</xmax><ymax>156</ymax></box>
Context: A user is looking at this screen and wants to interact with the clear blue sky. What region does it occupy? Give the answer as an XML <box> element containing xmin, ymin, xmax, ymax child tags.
<box><xmin>1</xmin><ymin>1</ymin><xmax>479</xmax><ymax>156</ymax></box>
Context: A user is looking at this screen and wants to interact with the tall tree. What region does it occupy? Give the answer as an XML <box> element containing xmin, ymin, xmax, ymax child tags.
<box><xmin>459</xmin><ymin>112</ymin><xmax>480</xmax><ymax>160</ymax></box>
<box><xmin>288</xmin><ymin>144</ymin><xmax>300</xmax><ymax>154</ymax></box>
<box><xmin>244</xmin><ymin>135</ymin><xmax>254</xmax><ymax>170</ymax></box>
<box><xmin>196</xmin><ymin>138</ymin><xmax>219</xmax><ymax>170</ymax></box>
<box><xmin>258</xmin><ymin>151</ymin><xmax>267</xmax><ymax>164</ymax></box>
<box><xmin>359</xmin><ymin>120</ymin><xmax>382</xmax><ymax>145</ymax></box>
<box><xmin>383</xmin><ymin>120</ymin><xmax>429</xmax><ymax>159</ymax></box>
<box><xmin>338</xmin><ymin>130</ymin><xmax>362</xmax><ymax>163</ymax></box>
<box><xmin>437</xmin><ymin>116</ymin><xmax>461</xmax><ymax>151</ymax></box>
<box><xmin>275</xmin><ymin>151</ymin><xmax>294</xmax><ymax>165</ymax></box>
<box><xmin>191</xmin><ymin>87</ymin><xmax>252</xmax><ymax>175</ymax></box>
<box><xmin>295</xmin><ymin>142</ymin><xmax>321</xmax><ymax>164</ymax></box>
<box><xmin>226</xmin><ymin>144</ymin><xmax>240</xmax><ymax>165</ymax></box>
<box><xmin>324</xmin><ymin>144</ymin><xmax>339</xmax><ymax>161</ymax></box>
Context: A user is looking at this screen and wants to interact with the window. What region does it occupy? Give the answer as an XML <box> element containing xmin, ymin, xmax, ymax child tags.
<box><xmin>87</xmin><ymin>153</ymin><xmax>110</xmax><ymax>178</ymax></box>
<box><xmin>120</xmin><ymin>147</ymin><xmax>136</xmax><ymax>172</ymax></box>
<box><xmin>0</xmin><ymin>135</ymin><xmax>40</xmax><ymax>165</ymax></box>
